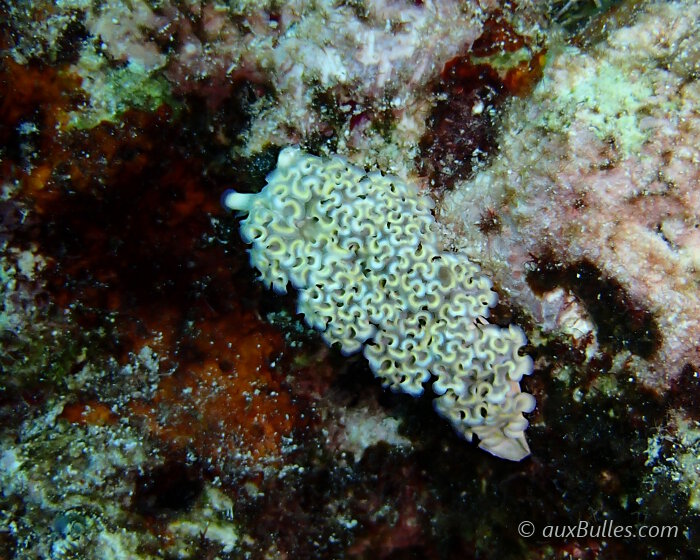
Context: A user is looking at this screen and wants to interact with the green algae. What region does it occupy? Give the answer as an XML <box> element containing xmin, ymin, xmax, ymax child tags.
<box><xmin>68</xmin><ymin>43</ymin><xmax>177</xmax><ymax>130</ymax></box>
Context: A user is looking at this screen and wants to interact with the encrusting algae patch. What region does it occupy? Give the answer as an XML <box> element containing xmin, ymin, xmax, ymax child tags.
<box><xmin>129</xmin><ymin>313</ymin><xmax>297</xmax><ymax>467</ymax></box>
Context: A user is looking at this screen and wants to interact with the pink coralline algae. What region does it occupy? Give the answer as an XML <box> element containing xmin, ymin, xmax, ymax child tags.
<box><xmin>439</xmin><ymin>0</ymin><xmax>700</xmax><ymax>392</ymax></box>
<box><xmin>80</xmin><ymin>0</ymin><xmax>496</xmax><ymax>154</ymax></box>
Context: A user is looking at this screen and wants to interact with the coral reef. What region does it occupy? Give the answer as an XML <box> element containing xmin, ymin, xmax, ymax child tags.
<box><xmin>1</xmin><ymin>0</ymin><xmax>699</xmax><ymax>558</ymax></box>
<box><xmin>439</xmin><ymin>0</ymin><xmax>700</xmax><ymax>392</ymax></box>
<box><xmin>0</xmin><ymin>404</ymin><xmax>162</xmax><ymax>558</ymax></box>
